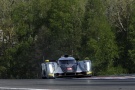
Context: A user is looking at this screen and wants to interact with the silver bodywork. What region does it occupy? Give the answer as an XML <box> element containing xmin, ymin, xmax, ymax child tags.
<box><xmin>41</xmin><ymin>56</ymin><xmax>92</xmax><ymax>79</ymax></box>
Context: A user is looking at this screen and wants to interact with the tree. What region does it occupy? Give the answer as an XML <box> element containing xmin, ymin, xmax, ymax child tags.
<box><xmin>0</xmin><ymin>0</ymin><xmax>16</xmax><ymax>78</ymax></box>
<box><xmin>37</xmin><ymin>0</ymin><xmax>86</xmax><ymax>59</ymax></box>
<box><xmin>127</xmin><ymin>0</ymin><xmax>135</xmax><ymax>73</ymax></box>
<box><xmin>0</xmin><ymin>0</ymin><xmax>44</xmax><ymax>78</ymax></box>
<box><xmin>81</xmin><ymin>0</ymin><xmax>118</xmax><ymax>75</ymax></box>
<box><xmin>8</xmin><ymin>0</ymin><xmax>45</xmax><ymax>78</ymax></box>
<box><xmin>105</xmin><ymin>0</ymin><xmax>133</xmax><ymax>73</ymax></box>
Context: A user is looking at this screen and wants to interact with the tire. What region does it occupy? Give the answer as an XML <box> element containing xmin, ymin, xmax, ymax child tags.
<box><xmin>41</xmin><ymin>70</ymin><xmax>47</xmax><ymax>79</ymax></box>
<box><xmin>42</xmin><ymin>77</ymin><xmax>47</xmax><ymax>79</ymax></box>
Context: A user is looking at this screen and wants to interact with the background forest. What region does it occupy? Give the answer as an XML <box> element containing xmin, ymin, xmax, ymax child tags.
<box><xmin>0</xmin><ymin>0</ymin><xmax>135</xmax><ymax>78</ymax></box>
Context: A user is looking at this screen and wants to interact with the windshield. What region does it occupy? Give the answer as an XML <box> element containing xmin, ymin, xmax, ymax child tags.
<box><xmin>59</xmin><ymin>60</ymin><xmax>76</xmax><ymax>64</ymax></box>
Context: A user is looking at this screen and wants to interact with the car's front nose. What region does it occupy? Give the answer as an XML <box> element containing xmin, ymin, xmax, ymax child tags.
<box><xmin>60</xmin><ymin>64</ymin><xmax>77</xmax><ymax>73</ymax></box>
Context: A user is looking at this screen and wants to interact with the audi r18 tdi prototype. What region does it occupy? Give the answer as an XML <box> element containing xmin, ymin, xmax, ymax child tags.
<box><xmin>41</xmin><ymin>55</ymin><xmax>92</xmax><ymax>79</ymax></box>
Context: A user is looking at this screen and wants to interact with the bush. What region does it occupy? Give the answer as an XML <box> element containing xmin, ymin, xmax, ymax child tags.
<box><xmin>99</xmin><ymin>65</ymin><xmax>127</xmax><ymax>75</ymax></box>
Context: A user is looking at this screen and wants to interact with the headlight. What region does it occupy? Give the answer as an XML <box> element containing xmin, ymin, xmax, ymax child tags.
<box><xmin>49</xmin><ymin>64</ymin><xmax>53</xmax><ymax>73</ymax></box>
<box><xmin>86</xmin><ymin>62</ymin><xmax>90</xmax><ymax>71</ymax></box>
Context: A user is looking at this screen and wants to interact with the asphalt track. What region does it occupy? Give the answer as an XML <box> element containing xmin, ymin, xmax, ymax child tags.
<box><xmin>0</xmin><ymin>76</ymin><xmax>135</xmax><ymax>90</ymax></box>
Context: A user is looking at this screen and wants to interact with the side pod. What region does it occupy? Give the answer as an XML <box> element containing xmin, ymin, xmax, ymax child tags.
<box><xmin>41</xmin><ymin>62</ymin><xmax>57</xmax><ymax>79</ymax></box>
<box><xmin>78</xmin><ymin>60</ymin><xmax>92</xmax><ymax>76</ymax></box>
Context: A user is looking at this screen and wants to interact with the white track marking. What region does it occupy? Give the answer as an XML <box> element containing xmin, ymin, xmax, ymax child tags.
<box><xmin>74</xmin><ymin>76</ymin><xmax>135</xmax><ymax>79</ymax></box>
<box><xmin>0</xmin><ymin>87</ymin><xmax>60</xmax><ymax>90</ymax></box>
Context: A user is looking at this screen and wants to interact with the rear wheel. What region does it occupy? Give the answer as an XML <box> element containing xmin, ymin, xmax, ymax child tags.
<box><xmin>41</xmin><ymin>70</ymin><xmax>46</xmax><ymax>79</ymax></box>
<box><xmin>42</xmin><ymin>77</ymin><xmax>47</xmax><ymax>79</ymax></box>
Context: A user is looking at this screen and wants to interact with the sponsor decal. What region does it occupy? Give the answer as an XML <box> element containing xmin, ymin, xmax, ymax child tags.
<box><xmin>67</xmin><ymin>68</ymin><xmax>72</xmax><ymax>71</ymax></box>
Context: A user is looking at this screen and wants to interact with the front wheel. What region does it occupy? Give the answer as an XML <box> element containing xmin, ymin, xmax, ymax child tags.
<box><xmin>44</xmin><ymin>73</ymin><xmax>56</xmax><ymax>79</ymax></box>
<box><xmin>42</xmin><ymin>77</ymin><xmax>47</xmax><ymax>79</ymax></box>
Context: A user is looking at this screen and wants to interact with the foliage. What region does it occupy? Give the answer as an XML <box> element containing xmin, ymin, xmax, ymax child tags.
<box><xmin>127</xmin><ymin>0</ymin><xmax>135</xmax><ymax>73</ymax></box>
<box><xmin>81</xmin><ymin>0</ymin><xmax>118</xmax><ymax>75</ymax></box>
<box><xmin>99</xmin><ymin>65</ymin><xmax>127</xmax><ymax>75</ymax></box>
<box><xmin>0</xmin><ymin>0</ymin><xmax>135</xmax><ymax>78</ymax></box>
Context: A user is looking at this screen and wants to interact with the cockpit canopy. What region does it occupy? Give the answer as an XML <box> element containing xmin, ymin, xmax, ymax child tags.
<box><xmin>59</xmin><ymin>60</ymin><xmax>76</xmax><ymax>64</ymax></box>
<box><xmin>58</xmin><ymin>55</ymin><xmax>76</xmax><ymax>65</ymax></box>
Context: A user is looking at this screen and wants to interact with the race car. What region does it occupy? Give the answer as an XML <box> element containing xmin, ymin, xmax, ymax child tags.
<box><xmin>41</xmin><ymin>55</ymin><xmax>92</xmax><ymax>79</ymax></box>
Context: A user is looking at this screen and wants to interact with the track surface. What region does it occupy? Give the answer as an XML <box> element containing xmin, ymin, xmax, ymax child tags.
<box><xmin>0</xmin><ymin>76</ymin><xmax>135</xmax><ymax>90</ymax></box>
